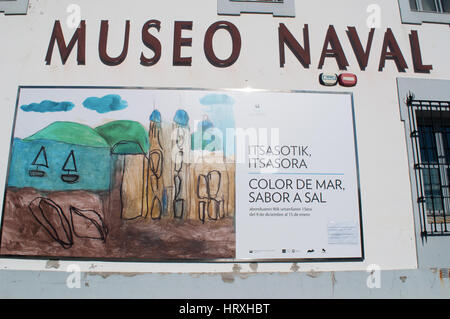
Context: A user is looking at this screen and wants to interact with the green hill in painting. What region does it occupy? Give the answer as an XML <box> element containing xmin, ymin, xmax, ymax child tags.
<box><xmin>24</xmin><ymin>121</ymin><xmax>110</xmax><ymax>148</ymax></box>
<box><xmin>95</xmin><ymin>120</ymin><xmax>149</xmax><ymax>155</ymax></box>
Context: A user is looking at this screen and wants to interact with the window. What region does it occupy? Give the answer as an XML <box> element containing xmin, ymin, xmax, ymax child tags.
<box><xmin>399</xmin><ymin>78</ymin><xmax>450</xmax><ymax>266</ymax></box>
<box><xmin>217</xmin><ymin>0</ymin><xmax>295</xmax><ymax>17</ymax></box>
<box><xmin>398</xmin><ymin>0</ymin><xmax>450</xmax><ymax>24</ymax></box>
<box><xmin>407</xmin><ymin>96</ymin><xmax>450</xmax><ymax>237</ymax></box>
<box><xmin>409</xmin><ymin>0</ymin><xmax>450</xmax><ymax>13</ymax></box>
<box><xmin>231</xmin><ymin>0</ymin><xmax>284</xmax><ymax>2</ymax></box>
<box><xmin>444</xmin><ymin>0</ymin><xmax>450</xmax><ymax>11</ymax></box>
<box><xmin>0</xmin><ymin>0</ymin><xmax>29</xmax><ymax>15</ymax></box>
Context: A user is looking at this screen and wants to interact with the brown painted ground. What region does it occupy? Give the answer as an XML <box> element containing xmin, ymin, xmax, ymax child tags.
<box><xmin>0</xmin><ymin>187</ymin><xmax>235</xmax><ymax>260</ymax></box>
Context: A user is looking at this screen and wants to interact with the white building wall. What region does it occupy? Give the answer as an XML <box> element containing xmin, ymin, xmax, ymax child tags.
<box><xmin>0</xmin><ymin>0</ymin><xmax>448</xmax><ymax>274</ymax></box>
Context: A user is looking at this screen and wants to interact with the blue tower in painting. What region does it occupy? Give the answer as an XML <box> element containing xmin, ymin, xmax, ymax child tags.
<box><xmin>172</xmin><ymin>109</ymin><xmax>190</xmax><ymax>219</ymax></box>
<box><xmin>148</xmin><ymin>109</ymin><xmax>165</xmax><ymax>220</ymax></box>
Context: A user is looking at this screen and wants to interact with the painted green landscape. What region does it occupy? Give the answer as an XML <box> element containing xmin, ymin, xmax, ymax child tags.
<box><xmin>0</xmin><ymin>89</ymin><xmax>236</xmax><ymax>260</ymax></box>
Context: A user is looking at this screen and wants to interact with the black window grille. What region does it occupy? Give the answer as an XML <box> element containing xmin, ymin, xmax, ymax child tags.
<box><xmin>407</xmin><ymin>96</ymin><xmax>450</xmax><ymax>238</ymax></box>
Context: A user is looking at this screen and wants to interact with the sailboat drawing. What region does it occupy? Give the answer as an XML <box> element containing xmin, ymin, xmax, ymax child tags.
<box><xmin>29</xmin><ymin>146</ymin><xmax>48</xmax><ymax>177</ymax></box>
<box><xmin>61</xmin><ymin>150</ymin><xmax>79</xmax><ymax>184</ymax></box>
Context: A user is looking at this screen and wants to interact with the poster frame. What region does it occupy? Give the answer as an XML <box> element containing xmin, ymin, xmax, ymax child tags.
<box><xmin>0</xmin><ymin>86</ymin><xmax>364</xmax><ymax>264</ymax></box>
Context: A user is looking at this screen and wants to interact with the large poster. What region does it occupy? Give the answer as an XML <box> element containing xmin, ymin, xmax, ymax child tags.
<box><xmin>0</xmin><ymin>87</ymin><xmax>362</xmax><ymax>261</ymax></box>
<box><xmin>234</xmin><ymin>91</ymin><xmax>363</xmax><ymax>260</ymax></box>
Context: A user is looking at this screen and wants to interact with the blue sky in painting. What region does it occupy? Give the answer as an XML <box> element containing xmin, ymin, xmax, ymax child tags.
<box><xmin>20</xmin><ymin>100</ymin><xmax>75</xmax><ymax>113</ymax></box>
<box><xmin>83</xmin><ymin>94</ymin><xmax>128</xmax><ymax>113</ymax></box>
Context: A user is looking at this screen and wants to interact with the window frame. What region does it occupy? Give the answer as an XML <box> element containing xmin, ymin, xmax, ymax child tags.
<box><xmin>217</xmin><ymin>0</ymin><xmax>295</xmax><ymax>17</ymax></box>
<box><xmin>398</xmin><ymin>78</ymin><xmax>450</xmax><ymax>268</ymax></box>
<box><xmin>398</xmin><ymin>0</ymin><xmax>450</xmax><ymax>24</ymax></box>
<box><xmin>0</xmin><ymin>0</ymin><xmax>29</xmax><ymax>15</ymax></box>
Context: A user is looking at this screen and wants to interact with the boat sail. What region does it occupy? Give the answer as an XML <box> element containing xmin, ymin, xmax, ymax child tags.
<box><xmin>29</xmin><ymin>146</ymin><xmax>48</xmax><ymax>177</ymax></box>
<box><xmin>61</xmin><ymin>150</ymin><xmax>79</xmax><ymax>183</ymax></box>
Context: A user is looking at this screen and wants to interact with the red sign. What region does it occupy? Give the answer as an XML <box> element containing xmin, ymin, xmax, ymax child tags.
<box><xmin>339</xmin><ymin>73</ymin><xmax>357</xmax><ymax>87</ymax></box>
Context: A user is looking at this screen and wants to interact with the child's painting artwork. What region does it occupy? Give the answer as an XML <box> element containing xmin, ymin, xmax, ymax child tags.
<box><xmin>0</xmin><ymin>87</ymin><xmax>236</xmax><ymax>260</ymax></box>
